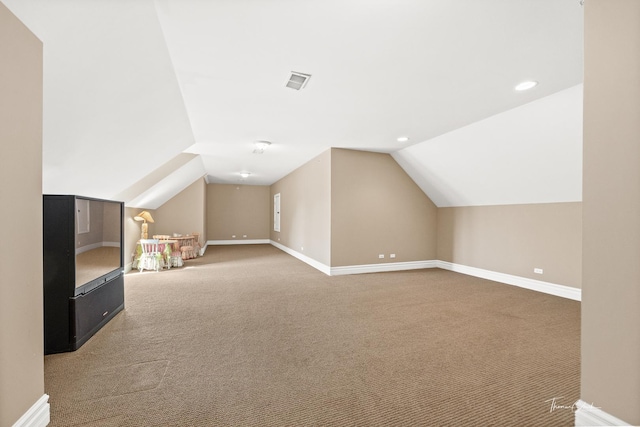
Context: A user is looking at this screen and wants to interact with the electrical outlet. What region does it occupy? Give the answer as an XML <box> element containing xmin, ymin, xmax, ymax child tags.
<box><xmin>534</xmin><ymin>268</ymin><xmax>543</xmax><ymax>274</ymax></box>
<box><xmin>390</xmin><ymin>254</ymin><xmax>396</xmax><ymax>259</ymax></box>
<box><xmin>379</xmin><ymin>254</ymin><xmax>385</xmax><ymax>259</ymax></box>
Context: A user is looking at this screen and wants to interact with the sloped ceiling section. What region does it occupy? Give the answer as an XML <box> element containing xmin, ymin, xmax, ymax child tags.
<box><xmin>127</xmin><ymin>155</ymin><xmax>205</xmax><ymax>209</ymax></box>
<box><xmin>2</xmin><ymin>0</ymin><xmax>196</xmax><ymax>201</ymax></box>
<box><xmin>113</xmin><ymin>153</ymin><xmax>199</xmax><ymax>205</ymax></box>
<box><xmin>392</xmin><ymin>85</ymin><xmax>583</xmax><ymax>207</ymax></box>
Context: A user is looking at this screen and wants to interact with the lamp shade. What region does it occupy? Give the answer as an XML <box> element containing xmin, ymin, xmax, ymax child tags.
<box><xmin>134</xmin><ymin>211</ymin><xmax>154</xmax><ymax>223</ymax></box>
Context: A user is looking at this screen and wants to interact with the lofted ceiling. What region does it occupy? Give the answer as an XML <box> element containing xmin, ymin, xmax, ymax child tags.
<box><xmin>1</xmin><ymin>0</ymin><xmax>583</xmax><ymax>208</ymax></box>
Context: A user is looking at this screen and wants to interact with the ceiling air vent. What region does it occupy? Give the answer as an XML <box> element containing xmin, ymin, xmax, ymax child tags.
<box><xmin>286</xmin><ymin>71</ymin><xmax>311</xmax><ymax>90</ymax></box>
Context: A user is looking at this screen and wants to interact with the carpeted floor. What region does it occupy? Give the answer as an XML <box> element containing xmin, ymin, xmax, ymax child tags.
<box><xmin>45</xmin><ymin>244</ymin><xmax>580</xmax><ymax>426</ymax></box>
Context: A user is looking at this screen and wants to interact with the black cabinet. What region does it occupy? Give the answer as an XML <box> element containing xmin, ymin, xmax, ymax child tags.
<box><xmin>43</xmin><ymin>195</ymin><xmax>125</xmax><ymax>354</ymax></box>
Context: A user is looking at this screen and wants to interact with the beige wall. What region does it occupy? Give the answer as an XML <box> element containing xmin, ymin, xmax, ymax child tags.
<box><xmin>437</xmin><ymin>203</ymin><xmax>582</xmax><ymax>288</ymax></box>
<box><xmin>0</xmin><ymin>2</ymin><xmax>44</xmax><ymax>425</ymax></box>
<box><xmin>207</xmin><ymin>184</ymin><xmax>270</xmax><ymax>241</ymax></box>
<box><xmin>153</xmin><ymin>178</ymin><xmax>207</xmax><ymax>247</ymax></box>
<box><xmin>270</xmin><ymin>149</ymin><xmax>332</xmax><ymax>266</ymax></box>
<box><xmin>582</xmin><ymin>0</ymin><xmax>640</xmax><ymax>423</ymax></box>
<box><xmin>331</xmin><ymin>149</ymin><xmax>437</xmax><ymax>266</ymax></box>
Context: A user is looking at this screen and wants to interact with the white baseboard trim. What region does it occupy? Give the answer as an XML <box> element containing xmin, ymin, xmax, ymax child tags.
<box><xmin>331</xmin><ymin>260</ymin><xmax>438</xmax><ymax>276</ymax></box>
<box><xmin>574</xmin><ymin>400</ymin><xmax>630</xmax><ymax>426</ymax></box>
<box><xmin>269</xmin><ymin>241</ymin><xmax>438</xmax><ymax>276</ymax></box>
<box><xmin>436</xmin><ymin>261</ymin><xmax>581</xmax><ymax>301</ymax></box>
<box><xmin>208</xmin><ymin>239</ymin><xmax>270</xmax><ymax>246</ymax></box>
<box><xmin>270</xmin><ymin>241</ymin><xmax>331</xmax><ymax>275</ymax></box>
<box><xmin>12</xmin><ymin>394</ymin><xmax>49</xmax><ymax>427</ymax></box>
<box><xmin>265</xmin><ymin>242</ymin><xmax>582</xmax><ymax>300</ymax></box>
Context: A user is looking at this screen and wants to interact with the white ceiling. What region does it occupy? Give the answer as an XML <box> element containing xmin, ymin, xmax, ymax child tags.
<box><xmin>393</xmin><ymin>84</ymin><xmax>583</xmax><ymax>207</ymax></box>
<box><xmin>1</xmin><ymin>0</ymin><xmax>583</xmax><ymax>207</ymax></box>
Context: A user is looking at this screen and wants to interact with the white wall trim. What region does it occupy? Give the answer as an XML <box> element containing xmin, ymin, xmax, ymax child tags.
<box><xmin>12</xmin><ymin>394</ymin><xmax>49</xmax><ymax>427</ymax></box>
<box><xmin>265</xmin><ymin>242</ymin><xmax>582</xmax><ymax>301</ymax></box>
<box><xmin>207</xmin><ymin>239</ymin><xmax>270</xmax><ymax>246</ymax></box>
<box><xmin>330</xmin><ymin>260</ymin><xmax>438</xmax><ymax>276</ymax></box>
<box><xmin>269</xmin><ymin>241</ymin><xmax>331</xmax><ymax>275</ymax></box>
<box><xmin>124</xmin><ymin>262</ymin><xmax>133</xmax><ymax>273</ymax></box>
<box><xmin>437</xmin><ymin>261</ymin><xmax>581</xmax><ymax>301</ymax></box>
<box><xmin>574</xmin><ymin>400</ymin><xmax>630</xmax><ymax>426</ymax></box>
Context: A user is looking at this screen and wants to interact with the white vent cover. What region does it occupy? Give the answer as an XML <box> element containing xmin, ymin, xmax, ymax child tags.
<box><xmin>286</xmin><ymin>72</ymin><xmax>311</xmax><ymax>90</ymax></box>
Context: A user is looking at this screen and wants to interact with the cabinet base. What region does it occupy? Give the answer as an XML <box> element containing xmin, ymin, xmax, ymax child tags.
<box><xmin>70</xmin><ymin>274</ymin><xmax>124</xmax><ymax>351</ymax></box>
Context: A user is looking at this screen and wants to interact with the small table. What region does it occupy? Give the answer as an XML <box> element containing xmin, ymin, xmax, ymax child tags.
<box><xmin>171</xmin><ymin>236</ymin><xmax>196</xmax><ymax>247</ymax></box>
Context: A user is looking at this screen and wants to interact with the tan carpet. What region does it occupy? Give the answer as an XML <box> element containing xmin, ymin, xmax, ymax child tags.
<box><xmin>45</xmin><ymin>244</ymin><xmax>580</xmax><ymax>426</ymax></box>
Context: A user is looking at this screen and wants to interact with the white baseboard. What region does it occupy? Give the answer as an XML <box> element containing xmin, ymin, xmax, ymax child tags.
<box><xmin>269</xmin><ymin>242</ymin><xmax>440</xmax><ymax>276</ymax></box>
<box><xmin>124</xmin><ymin>262</ymin><xmax>133</xmax><ymax>273</ymax></box>
<box><xmin>12</xmin><ymin>394</ymin><xmax>49</xmax><ymax>427</ymax></box>
<box><xmin>208</xmin><ymin>239</ymin><xmax>270</xmax><ymax>246</ymax></box>
<box><xmin>270</xmin><ymin>241</ymin><xmax>331</xmax><ymax>275</ymax></box>
<box><xmin>436</xmin><ymin>261</ymin><xmax>581</xmax><ymax>301</ymax></box>
<box><xmin>331</xmin><ymin>260</ymin><xmax>438</xmax><ymax>276</ymax></box>
<box><xmin>574</xmin><ymin>400</ymin><xmax>630</xmax><ymax>426</ymax></box>
<box><xmin>266</xmin><ymin>242</ymin><xmax>583</xmax><ymax>301</ymax></box>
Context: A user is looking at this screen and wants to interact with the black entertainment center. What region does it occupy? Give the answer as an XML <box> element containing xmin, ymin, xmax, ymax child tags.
<box><xmin>43</xmin><ymin>195</ymin><xmax>125</xmax><ymax>354</ymax></box>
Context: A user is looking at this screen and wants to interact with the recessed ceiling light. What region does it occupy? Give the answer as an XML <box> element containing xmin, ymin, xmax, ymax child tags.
<box><xmin>397</xmin><ymin>136</ymin><xmax>409</xmax><ymax>142</ymax></box>
<box><xmin>515</xmin><ymin>81</ymin><xmax>538</xmax><ymax>91</ymax></box>
<box><xmin>240</xmin><ymin>172</ymin><xmax>251</xmax><ymax>178</ymax></box>
<box><xmin>253</xmin><ymin>140</ymin><xmax>271</xmax><ymax>154</ymax></box>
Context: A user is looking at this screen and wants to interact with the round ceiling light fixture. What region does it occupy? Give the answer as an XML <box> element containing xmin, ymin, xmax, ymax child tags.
<box><xmin>239</xmin><ymin>172</ymin><xmax>251</xmax><ymax>178</ymax></box>
<box><xmin>515</xmin><ymin>81</ymin><xmax>538</xmax><ymax>91</ymax></box>
<box><xmin>397</xmin><ymin>136</ymin><xmax>409</xmax><ymax>142</ymax></box>
<box><xmin>253</xmin><ymin>140</ymin><xmax>271</xmax><ymax>154</ymax></box>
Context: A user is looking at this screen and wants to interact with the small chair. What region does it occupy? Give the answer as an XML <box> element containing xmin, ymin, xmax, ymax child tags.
<box><xmin>181</xmin><ymin>245</ymin><xmax>195</xmax><ymax>260</ymax></box>
<box><xmin>169</xmin><ymin>241</ymin><xmax>184</xmax><ymax>268</ymax></box>
<box><xmin>191</xmin><ymin>233</ymin><xmax>202</xmax><ymax>256</ymax></box>
<box><xmin>137</xmin><ymin>239</ymin><xmax>163</xmax><ymax>272</ymax></box>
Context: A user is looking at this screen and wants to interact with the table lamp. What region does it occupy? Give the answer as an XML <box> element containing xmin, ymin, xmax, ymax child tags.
<box><xmin>134</xmin><ymin>211</ymin><xmax>154</xmax><ymax>239</ymax></box>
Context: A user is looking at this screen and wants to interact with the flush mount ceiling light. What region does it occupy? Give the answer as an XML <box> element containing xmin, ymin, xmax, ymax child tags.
<box><xmin>285</xmin><ymin>71</ymin><xmax>311</xmax><ymax>90</ymax></box>
<box><xmin>515</xmin><ymin>81</ymin><xmax>538</xmax><ymax>91</ymax></box>
<box><xmin>253</xmin><ymin>140</ymin><xmax>271</xmax><ymax>154</ymax></box>
<box><xmin>397</xmin><ymin>136</ymin><xmax>410</xmax><ymax>143</ymax></box>
<box><xmin>239</xmin><ymin>172</ymin><xmax>251</xmax><ymax>179</ymax></box>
